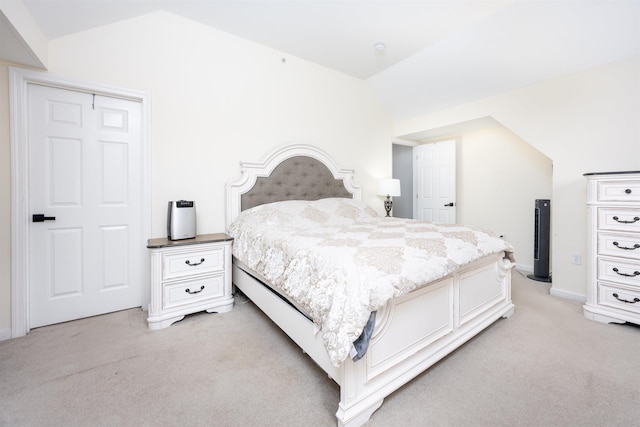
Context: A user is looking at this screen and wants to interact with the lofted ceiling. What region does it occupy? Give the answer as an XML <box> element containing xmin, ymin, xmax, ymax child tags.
<box><xmin>2</xmin><ymin>0</ymin><xmax>639</xmax><ymax>121</ymax></box>
<box><xmin>12</xmin><ymin>0</ymin><xmax>516</xmax><ymax>79</ymax></box>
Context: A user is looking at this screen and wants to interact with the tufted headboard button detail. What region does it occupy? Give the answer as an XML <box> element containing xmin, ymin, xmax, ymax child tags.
<box><xmin>240</xmin><ymin>155</ymin><xmax>351</xmax><ymax>211</ymax></box>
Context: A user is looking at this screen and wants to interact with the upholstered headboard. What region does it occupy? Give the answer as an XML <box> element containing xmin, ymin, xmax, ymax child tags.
<box><xmin>226</xmin><ymin>144</ymin><xmax>361</xmax><ymax>231</ymax></box>
<box><xmin>241</xmin><ymin>156</ymin><xmax>352</xmax><ymax>210</ymax></box>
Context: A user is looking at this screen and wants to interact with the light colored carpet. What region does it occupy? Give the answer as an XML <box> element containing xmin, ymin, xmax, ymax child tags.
<box><xmin>1</xmin><ymin>270</ymin><xmax>639</xmax><ymax>426</ymax></box>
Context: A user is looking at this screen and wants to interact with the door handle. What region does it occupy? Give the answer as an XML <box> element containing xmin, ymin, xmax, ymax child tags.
<box><xmin>32</xmin><ymin>214</ymin><xmax>56</xmax><ymax>222</ymax></box>
<box><xmin>444</xmin><ymin>202</ymin><xmax>456</xmax><ymax>207</ymax></box>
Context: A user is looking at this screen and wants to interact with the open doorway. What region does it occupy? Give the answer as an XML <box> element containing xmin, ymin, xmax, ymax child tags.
<box><xmin>392</xmin><ymin>143</ymin><xmax>413</xmax><ymax>219</ymax></box>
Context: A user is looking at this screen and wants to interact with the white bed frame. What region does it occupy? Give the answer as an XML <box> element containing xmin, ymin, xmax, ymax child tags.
<box><xmin>226</xmin><ymin>144</ymin><xmax>515</xmax><ymax>427</ymax></box>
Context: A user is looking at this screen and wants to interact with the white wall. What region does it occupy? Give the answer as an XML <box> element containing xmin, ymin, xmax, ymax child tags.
<box><xmin>0</xmin><ymin>62</ymin><xmax>12</xmax><ymax>339</ymax></box>
<box><xmin>395</xmin><ymin>56</ymin><xmax>640</xmax><ymax>300</ymax></box>
<box><xmin>46</xmin><ymin>10</ymin><xmax>394</xmax><ymax>236</ymax></box>
<box><xmin>452</xmin><ymin>125</ymin><xmax>552</xmax><ymax>271</ymax></box>
<box><xmin>0</xmin><ymin>11</ymin><xmax>394</xmax><ymax>335</ymax></box>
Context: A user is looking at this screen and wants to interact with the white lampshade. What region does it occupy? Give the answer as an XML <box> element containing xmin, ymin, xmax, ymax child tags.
<box><xmin>378</xmin><ymin>178</ymin><xmax>401</xmax><ymax>197</ymax></box>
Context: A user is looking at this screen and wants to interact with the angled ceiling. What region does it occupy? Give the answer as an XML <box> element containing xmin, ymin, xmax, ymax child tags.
<box><xmin>2</xmin><ymin>0</ymin><xmax>639</xmax><ymax>122</ymax></box>
<box><xmin>17</xmin><ymin>0</ymin><xmax>514</xmax><ymax>79</ymax></box>
<box><xmin>0</xmin><ymin>10</ymin><xmax>40</xmax><ymax>67</ymax></box>
<box><xmin>369</xmin><ymin>0</ymin><xmax>640</xmax><ymax>120</ymax></box>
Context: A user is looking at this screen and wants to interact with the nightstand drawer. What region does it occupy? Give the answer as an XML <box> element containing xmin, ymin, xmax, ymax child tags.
<box><xmin>162</xmin><ymin>247</ymin><xmax>225</xmax><ymax>280</ymax></box>
<box><xmin>598</xmin><ymin>257</ymin><xmax>640</xmax><ymax>288</ymax></box>
<box><xmin>598</xmin><ymin>283</ymin><xmax>640</xmax><ymax>315</ymax></box>
<box><xmin>598</xmin><ymin>232</ymin><xmax>640</xmax><ymax>260</ymax></box>
<box><xmin>598</xmin><ymin>179</ymin><xmax>640</xmax><ymax>202</ymax></box>
<box><xmin>598</xmin><ymin>208</ymin><xmax>640</xmax><ymax>233</ymax></box>
<box><xmin>163</xmin><ymin>274</ymin><xmax>224</xmax><ymax>309</ymax></box>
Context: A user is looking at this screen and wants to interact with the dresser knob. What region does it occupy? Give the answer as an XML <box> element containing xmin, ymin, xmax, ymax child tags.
<box><xmin>612</xmin><ymin>241</ymin><xmax>640</xmax><ymax>251</ymax></box>
<box><xmin>612</xmin><ymin>267</ymin><xmax>640</xmax><ymax>277</ymax></box>
<box><xmin>185</xmin><ymin>285</ymin><xmax>205</xmax><ymax>294</ymax></box>
<box><xmin>625</xmin><ymin>188</ymin><xmax>632</xmax><ymax>194</ymax></box>
<box><xmin>612</xmin><ymin>216</ymin><xmax>640</xmax><ymax>224</ymax></box>
<box><xmin>612</xmin><ymin>293</ymin><xmax>640</xmax><ymax>304</ymax></box>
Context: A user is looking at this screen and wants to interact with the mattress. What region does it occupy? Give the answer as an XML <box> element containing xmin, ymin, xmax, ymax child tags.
<box><xmin>228</xmin><ymin>198</ymin><xmax>514</xmax><ymax>366</ymax></box>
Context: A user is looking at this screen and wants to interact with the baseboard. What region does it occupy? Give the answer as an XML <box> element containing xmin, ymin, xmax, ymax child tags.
<box><xmin>516</xmin><ymin>266</ymin><xmax>587</xmax><ymax>303</ymax></box>
<box><xmin>0</xmin><ymin>328</ymin><xmax>11</xmax><ymax>341</ymax></box>
<box><xmin>550</xmin><ymin>287</ymin><xmax>587</xmax><ymax>303</ymax></box>
<box><xmin>515</xmin><ymin>264</ymin><xmax>533</xmax><ymax>273</ymax></box>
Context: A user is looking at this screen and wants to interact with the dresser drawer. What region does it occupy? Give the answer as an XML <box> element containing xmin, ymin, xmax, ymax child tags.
<box><xmin>163</xmin><ymin>274</ymin><xmax>225</xmax><ymax>309</ymax></box>
<box><xmin>598</xmin><ymin>232</ymin><xmax>640</xmax><ymax>260</ymax></box>
<box><xmin>598</xmin><ymin>208</ymin><xmax>640</xmax><ymax>233</ymax></box>
<box><xmin>598</xmin><ymin>179</ymin><xmax>640</xmax><ymax>202</ymax></box>
<box><xmin>598</xmin><ymin>283</ymin><xmax>640</xmax><ymax>315</ymax></box>
<box><xmin>162</xmin><ymin>247</ymin><xmax>225</xmax><ymax>280</ymax></box>
<box><xmin>598</xmin><ymin>257</ymin><xmax>640</xmax><ymax>288</ymax></box>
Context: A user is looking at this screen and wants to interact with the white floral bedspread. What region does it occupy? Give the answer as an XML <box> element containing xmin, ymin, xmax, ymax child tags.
<box><xmin>228</xmin><ymin>198</ymin><xmax>514</xmax><ymax>367</ymax></box>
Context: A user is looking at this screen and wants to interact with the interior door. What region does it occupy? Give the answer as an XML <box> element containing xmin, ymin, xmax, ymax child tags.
<box><xmin>414</xmin><ymin>140</ymin><xmax>456</xmax><ymax>223</ymax></box>
<box><xmin>28</xmin><ymin>84</ymin><xmax>144</xmax><ymax>328</ymax></box>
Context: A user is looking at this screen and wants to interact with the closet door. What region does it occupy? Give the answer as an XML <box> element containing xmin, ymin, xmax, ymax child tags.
<box><xmin>28</xmin><ymin>84</ymin><xmax>144</xmax><ymax>328</ymax></box>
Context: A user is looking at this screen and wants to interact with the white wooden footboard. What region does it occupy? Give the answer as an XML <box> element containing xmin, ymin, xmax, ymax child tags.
<box><xmin>336</xmin><ymin>252</ymin><xmax>514</xmax><ymax>426</ymax></box>
<box><xmin>232</xmin><ymin>252</ymin><xmax>514</xmax><ymax>427</ymax></box>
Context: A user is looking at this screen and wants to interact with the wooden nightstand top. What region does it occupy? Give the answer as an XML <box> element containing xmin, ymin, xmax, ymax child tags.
<box><xmin>147</xmin><ymin>233</ymin><xmax>233</xmax><ymax>249</ymax></box>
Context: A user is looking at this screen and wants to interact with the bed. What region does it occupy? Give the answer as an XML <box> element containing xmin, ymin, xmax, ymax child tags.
<box><xmin>225</xmin><ymin>144</ymin><xmax>515</xmax><ymax>426</ymax></box>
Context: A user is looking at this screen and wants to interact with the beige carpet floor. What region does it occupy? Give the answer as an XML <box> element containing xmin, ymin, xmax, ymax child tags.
<box><xmin>1</xmin><ymin>270</ymin><xmax>639</xmax><ymax>426</ymax></box>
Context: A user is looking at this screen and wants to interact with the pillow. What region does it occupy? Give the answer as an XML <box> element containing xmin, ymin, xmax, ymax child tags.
<box><xmin>229</xmin><ymin>198</ymin><xmax>378</xmax><ymax>235</ymax></box>
<box><xmin>300</xmin><ymin>198</ymin><xmax>378</xmax><ymax>221</ymax></box>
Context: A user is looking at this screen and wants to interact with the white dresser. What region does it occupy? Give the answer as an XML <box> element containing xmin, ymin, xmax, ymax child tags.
<box><xmin>584</xmin><ymin>171</ymin><xmax>640</xmax><ymax>325</ymax></box>
<box><xmin>146</xmin><ymin>233</ymin><xmax>234</xmax><ymax>330</ymax></box>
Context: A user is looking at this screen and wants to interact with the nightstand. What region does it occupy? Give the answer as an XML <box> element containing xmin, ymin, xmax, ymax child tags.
<box><xmin>146</xmin><ymin>233</ymin><xmax>234</xmax><ymax>330</ymax></box>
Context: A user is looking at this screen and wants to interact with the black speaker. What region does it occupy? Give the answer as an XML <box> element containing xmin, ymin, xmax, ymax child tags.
<box><xmin>527</xmin><ymin>199</ymin><xmax>552</xmax><ymax>282</ymax></box>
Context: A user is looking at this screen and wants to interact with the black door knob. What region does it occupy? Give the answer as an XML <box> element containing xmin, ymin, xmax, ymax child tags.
<box><xmin>32</xmin><ymin>214</ymin><xmax>56</xmax><ymax>222</ymax></box>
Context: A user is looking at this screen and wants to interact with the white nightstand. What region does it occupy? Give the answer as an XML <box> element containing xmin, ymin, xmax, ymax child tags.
<box><xmin>146</xmin><ymin>233</ymin><xmax>234</xmax><ymax>330</ymax></box>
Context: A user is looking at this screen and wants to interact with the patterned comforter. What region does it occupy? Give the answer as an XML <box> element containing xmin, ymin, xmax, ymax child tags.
<box><xmin>228</xmin><ymin>198</ymin><xmax>514</xmax><ymax>367</ymax></box>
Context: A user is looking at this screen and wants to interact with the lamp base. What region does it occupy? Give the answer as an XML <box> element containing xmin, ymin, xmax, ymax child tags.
<box><xmin>384</xmin><ymin>198</ymin><xmax>392</xmax><ymax>217</ymax></box>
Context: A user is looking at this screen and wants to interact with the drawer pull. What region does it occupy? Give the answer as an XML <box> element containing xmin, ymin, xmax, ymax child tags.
<box><xmin>625</xmin><ymin>189</ymin><xmax>632</xmax><ymax>194</ymax></box>
<box><xmin>612</xmin><ymin>293</ymin><xmax>640</xmax><ymax>304</ymax></box>
<box><xmin>185</xmin><ymin>285</ymin><xmax>205</xmax><ymax>294</ymax></box>
<box><xmin>612</xmin><ymin>267</ymin><xmax>640</xmax><ymax>277</ymax></box>
<box><xmin>185</xmin><ymin>258</ymin><xmax>205</xmax><ymax>266</ymax></box>
<box><xmin>612</xmin><ymin>241</ymin><xmax>640</xmax><ymax>251</ymax></box>
<box><xmin>612</xmin><ymin>216</ymin><xmax>640</xmax><ymax>224</ymax></box>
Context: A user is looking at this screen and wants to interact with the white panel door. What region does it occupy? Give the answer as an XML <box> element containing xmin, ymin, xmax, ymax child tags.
<box><xmin>414</xmin><ymin>140</ymin><xmax>456</xmax><ymax>223</ymax></box>
<box><xmin>28</xmin><ymin>84</ymin><xmax>144</xmax><ymax>328</ymax></box>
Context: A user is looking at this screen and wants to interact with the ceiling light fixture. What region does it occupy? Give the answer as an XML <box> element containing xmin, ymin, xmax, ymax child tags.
<box><xmin>374</xmin><ymin>42</ymin><xmax>386</xmax><ymax>52</ymax></box>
